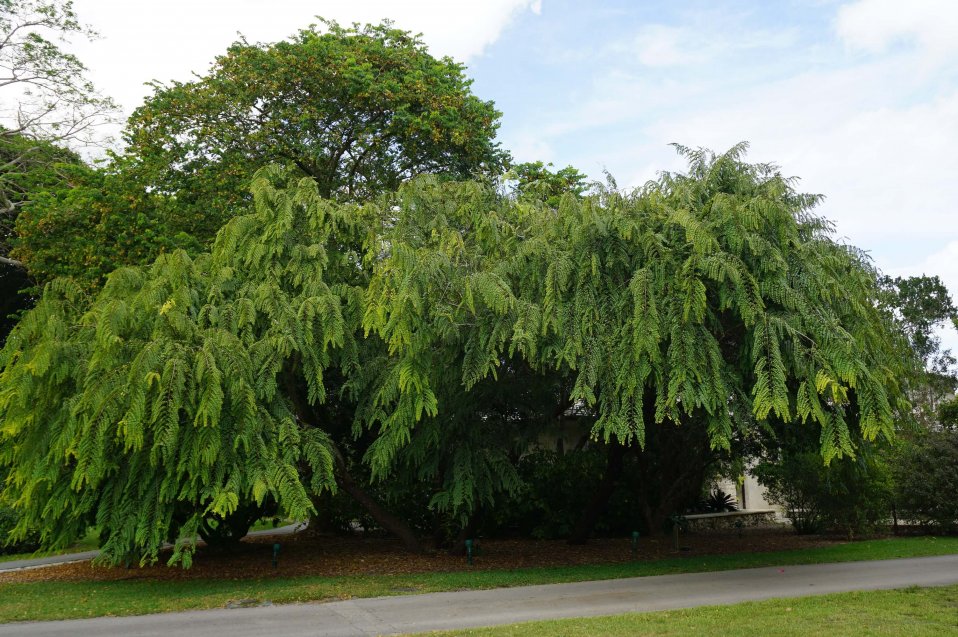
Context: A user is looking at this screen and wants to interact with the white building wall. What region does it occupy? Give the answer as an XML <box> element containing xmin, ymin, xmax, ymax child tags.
<box><xmin>716</xmin><ymin>472</ymin><xmax>776</xmax><ymax>512</ymax></box>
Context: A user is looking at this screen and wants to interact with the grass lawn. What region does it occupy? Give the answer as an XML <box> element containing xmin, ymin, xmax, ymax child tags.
<box><xmin>0</xmin><ymin>536</ymin><xmax>956</xmax><ymax>623</ymax></box>
<box><xmin>418</xmin><ymin>584</ymin><xmax>958</xmax><ymax>636</ymax></box>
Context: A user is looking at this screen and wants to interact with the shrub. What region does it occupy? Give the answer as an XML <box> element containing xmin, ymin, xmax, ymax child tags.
<box><xmin>694</xmin><ymin>489</ymin><xmax>739</xmax><ymax>514</ymax></box>
<box><xmin>894</xmin><ymin>430</ymin><xmax>958</xmax><ymax>532</ymax></box>
<box><xmin>0</xmin><ymin>505</ymin><xmax>41</xmax><ymax>555</ymax></box>
<box><xmin>486</xmin><ymin>449</ymin><xmax>648</xmax><ymax>539</ymax></box>
<box><xmin>755</xmin><ymin>448</ymin><xmax>893</xmax><ymax>537</ymax></box>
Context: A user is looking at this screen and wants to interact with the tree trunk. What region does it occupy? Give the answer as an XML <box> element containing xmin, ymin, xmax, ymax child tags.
<box><xmin>306</xmin><ymin>491</ymin><xmax>342</xmax><ymax>536</ymax></box>
<box><xmin>568</xmin><ymin>443</ymin><xmax>627</xmax><ymax>544</ymax></box>
<box><xmin>331</xmin><ymin>447</ymin><xmax>427</xmax><ymax>554</ymax></box>
<box><xmin>286</xmin><ymin>374</ymin><xmax>426</xmax><ymax>554</ymax></box>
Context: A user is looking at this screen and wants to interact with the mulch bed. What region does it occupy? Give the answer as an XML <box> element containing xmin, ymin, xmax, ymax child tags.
<box><xmin>0</xmin><ymin>527</ymin><xmax>845</xmax><ymax>585</ymax></box>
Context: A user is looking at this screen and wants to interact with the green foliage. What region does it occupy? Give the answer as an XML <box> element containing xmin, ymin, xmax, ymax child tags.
<box><xmin>0</xmin><ymin>134</ymin><xmax>86</xmax><ymax>344</ymax></box>
<box><xmin>12</xmin><ymin>160</ymin><xmax>198</xmax><ymax>288</ymax></box>
<box><xmin>1</xmin><ymin>145</ymin><xmax>915</xmax><ymax>564</ymax></box>
<box><xmin>509</xmin><ymin>161</ymin><xmax>590</xmax><ymax>208</ymax></box>
<box><xmin>894</xmin><ymin>429</ymin><xmax>958</xmax><ymax>532</ymax></box>
<box><xmin>939</xmin><ymin>397</ymin><xmax>958</xmax><ymax>429</ymax></box>
<box><xmin>365</xmin><ymin>144</ymin><xmax>909</xmax><ymax>466</ymax></box>
<box><xmin>0</xmin><ymin>168</ymin><xmax>357</xmax><ymax>565</ymax></box>
<box><xmin>879</xmin><ymin>275</ymin><xmax>958</xmax><ymax>427</ymax></box>
<box><xmin>489</xmin><ymin>448</ymin><xmax>647</xmax><ymax>539</ymax></box>
<box><xmin>755</xmin><ymin>447</ymin><xmax>893</xmax><ymax>537</ymax></box>
<box><xmin>121</xmin><ymin>19</ymin><xmax>506</xmax><ymax>245</ymax></box>
<box><xmin>880</xmin><ymin>275</ymin><xmax>957</xmax><ymax>368</ymax></box>
<box><xmin>0</xmin><ymin>0</ymin><xmax>115</xmax><ymax>340</ymax></box>
<box><xmin>0</xmin><ymin>504</ymin><xmax>40</xmax><ymax>554</ymax></box>
<box><xmin>491</xmin><ymin>449</ymin><xmax>605</xmax><ymax>540</ymax></box>
<box><xmin>696</xmin><ymin>490</ymin><xmax>738</xmax><ymax>513</ymax></box>
<box><xmin>0</xmin><ymin>133</ymin><xmax>83</xmax><ymax>256</ymax></box>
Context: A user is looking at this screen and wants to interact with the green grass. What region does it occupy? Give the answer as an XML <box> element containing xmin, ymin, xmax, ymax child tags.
<box><xmin>247</xmin><ymin>518</ymin><xmax>302</xmax><ymax>533</ymax></box>
<box><xmin>418</xmin><ymin>584</ymin><xmax>958</xmax><ymax>636</ymax></box>
<box><xmin>0</xmin><ymin>536</ymin><xmax>956</xmax><ymax>623</ymax></box>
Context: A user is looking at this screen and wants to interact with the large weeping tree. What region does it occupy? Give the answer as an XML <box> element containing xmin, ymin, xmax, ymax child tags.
<box><xmin>0</xmin><ymin>168</ymin><xmax>362</xmax><ymax>564</ymax></box>
<box><xmin>0</xmin><ymin>146</ymin><xmax>912</xmax><ymax>564</ymax></box>
<box><xmin>363</xmin><ymin>144</ymin><xmax>912</xmax><ymax>541</ymax></box>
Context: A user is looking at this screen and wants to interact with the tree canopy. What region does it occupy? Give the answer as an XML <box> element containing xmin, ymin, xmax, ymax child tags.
<box><xmin>366</xmin><ymin>144</ymin><xmax>908</xmax><ymax>460</ymax></box>
<box><xmin>0</xmin><ymin>146</ymin><xmax>914</xmax><ymax>562</ymax></box>
<box><xmin>880</xmin><ymin>274</ymin><xmax>958</xmax><ymax>427</ymax></box>
<box><xmin>8</xmin><ymin>19</ymin><xmax>507</xmax><ymax>292</ymax></box>
<box><xmin>119</xmin><ymin>19</ymin><xmax>507</xmax><ymax>244</ymax></box>
<box><xmin>0</xmin><ymin>0</ymin><xmax>116</xmax><ymax>266</ymax></box>
<box><xmin>0</xmin><ymin>168</ymin><xmax>357</xmax><ymax>564</ymax></box>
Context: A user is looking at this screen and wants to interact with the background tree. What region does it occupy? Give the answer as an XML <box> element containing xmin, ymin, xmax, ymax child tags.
<box><xmin>10</xmin><ymin>19</ymin><xmax>507</xmax><ymax>294</ymax></box>
<box><xmin>880</xmin><ymin>274</ymin><xmax>958</xmax><ymax>427</ymax></box>
<box><xmin>0</xmin><ymin>0</ymin><xmax>115</xmax><ymax>347</ymax></box>
<box><xmin>364</xmin><ymin>145</ymin><xmax>912</xmax><ymax>543</ymax></box>
<box><xmin>10</xmin><ymin>158</ymin><xmax>197</xmax><ymax>288</ymax></box>
<box><xmin>0</xmin><ymin>0</ymin><xmax>115</xmax><ymax>268</ymax></box>
<box><xmin>509</xmin><ymin>161</ymin><xmax>589</xmax><ymax>208</ymax></box>
<box><xmin>118</xmin><ymin>19</ymin><xmax>506</xmax><ymax>246</ymax></box>
<box><xmin>893</xmin><ymin>428</ymin><xmax>958</xmax><ymax>532</ymax></box>
<box><xmin>0</xmin><ymin>138</ymin><xmax>86</xmax><ymax>348</ymax></box>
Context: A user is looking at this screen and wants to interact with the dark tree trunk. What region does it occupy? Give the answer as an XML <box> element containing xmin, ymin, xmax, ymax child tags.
<box><xmin>629</xmin><ymin>391</ymin><xmax>726</xmax><ymax>537</ymax></box>
<box><xmin>331</xmin><ymin>447</ymin><xmax>427</xmax><ymax>554</ymax></box>
<box><xmin>568</xmin><ymin>442</ymin><xmax>627</xmax><ymax>544</ymax></box>
<box><xmin>286</xmin><ymin>372</ymin><xmax>425</xmax><ymax>554</ymax></box>
<box><xmin>307</xmin><ymin>491</ymin><xmax>341</xmax><ymax>536</ymax></box>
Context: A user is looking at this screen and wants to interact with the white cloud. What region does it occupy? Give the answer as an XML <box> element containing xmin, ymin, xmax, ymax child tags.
<box><xmin>836</xmin><ymin>0</ymin><xmax>958</xmax><ymax>58</ymax></box>
<box><xmin>71</xmin><ymin>0</ymin><xmax>540</xmax><ymax>117</ymax></box>
<box><xmin>645</xmin><ymin>74</ymin><xmax>958</xmax><ymax>245</ymax></box>
<box><xmin>631</xmin><ymin>25</ymin><xmax>700</xmax><ymax>67</ymax></box>
<box><xmin>613</xmin><ymin>18</ymin><xmax>798</xmax><ymax>69</ymax></box>
<box><xmin>505</xmin><ymin>3</ymin><xmax>958</xmax><ymax>272</ymax></box>
<box><xmin>509</xmin><ymin>132</ymin><xmax>556</xmax><ymax>164</ymax></box>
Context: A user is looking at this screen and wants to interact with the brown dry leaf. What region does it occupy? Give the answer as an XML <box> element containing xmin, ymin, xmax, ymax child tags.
<box><xmin>0</xmin><ymin>530</ymin><xmax>839</xmax><ymax>585</ymax></box>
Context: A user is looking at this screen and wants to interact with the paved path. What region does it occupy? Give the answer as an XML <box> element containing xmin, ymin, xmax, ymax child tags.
<box><xmin>4</xmin><ymin>554</ymin><xmax>958</xmax><ymax>636</ymax></box>
<box><xmin>0</xmin><ymin>523</ymin><xmax>305</xmax><ymax>573</ymax></box>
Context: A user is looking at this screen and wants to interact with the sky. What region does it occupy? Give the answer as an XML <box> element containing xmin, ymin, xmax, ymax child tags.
<box><xmin>63</xmin><ymin>0</ymin><xmax>958</xmax><ymax>351</ymax></box>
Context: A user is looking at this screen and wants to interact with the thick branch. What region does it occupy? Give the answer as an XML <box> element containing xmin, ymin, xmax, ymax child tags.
<box><xmin>330</xmin><ymin>444</ymin><xmax>427</xmax><ymax>554</ymax></box>
<box><xmin>0</xmin><ymin>255</ymin><xmax>25</xmax><ymax>268</ymax></box>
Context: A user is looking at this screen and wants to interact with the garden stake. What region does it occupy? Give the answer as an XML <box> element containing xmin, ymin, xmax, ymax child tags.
<box><xmin>631</xmin><ymin>530</ymin><xmax>639</xmax><ymax>560</ymax></box>
<box><xmin>465</xmin><ymin>538</ymin><xmax>473</xmax><ymax>565</ymax></box>
<box><xmin>272</xmin><ymin>543</ymin><xmax>280</xmax><ymax>568</ymax></box>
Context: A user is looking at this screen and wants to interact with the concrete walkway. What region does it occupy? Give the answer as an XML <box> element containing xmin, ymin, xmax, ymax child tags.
<box><xmin>0</xmin><ymin>523</ymin><xmax>305</xmax><ymax>573</ymax></box>
<box><xmin>4</xmin><ymin>554</ymin><xmax>958</xmax><ymax>636</ymax></box>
